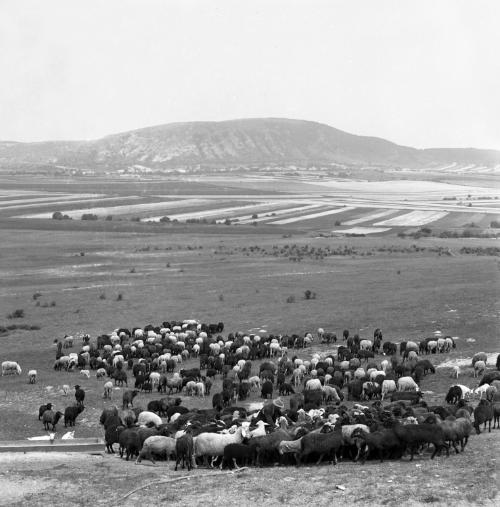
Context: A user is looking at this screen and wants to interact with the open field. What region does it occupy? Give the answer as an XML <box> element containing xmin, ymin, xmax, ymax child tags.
<box><xmin>0</xmin><ymin>174</ymin><xmax>499</xmax><ymax>506</ymax></box>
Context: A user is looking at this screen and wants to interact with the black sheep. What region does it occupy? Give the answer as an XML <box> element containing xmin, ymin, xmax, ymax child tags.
<box><xmin>122</xmin><ymin>389</ymin><xmax>139</xmax><ymax>409</ymax></box>
<box><xmin>221</xmin><ymin>443</ymin><xmax>255</xmax><ymax>469</ymax></box>
<box><xmin>74</xmin><ymin>385</ymin><xmax>85</xmax><ymax>406</ymax></box>
<box><xmin>118</xmin><ymin>427</ymin><xmax>141</xmax><ymax>461</ymax></box>
<box><xmin>392</xmin><ymin>422</ymin><xmax>449</xmax><ymax>460</ymax></box>
<box><xmin>352</xmin><ymin>428</ymin><xmax>402</xmax><ymax>463</ymax></box>
<box><xmin>38</xmin><ymin>403</ymin><xmax>53</xmax><ymax>420</ymax></box>
<box><xmin>298</xmin><ymin>421</ymin><xmax>343</xmax><ymax>465</ymax></box>
<box><xmin>64</xmin><ymin>404</ymin><xmax>84</xmax><ymax>427</ymax></box>
<box><xmin>42</xmin><ymin>409</ymin><xmax>63</xmax><ymax>431</ymax></box>
<box><xmin>175</xmin><ymin>429</ymin><xmax>194</xmax><ymax>471</ymax></box>
<box><xmin>474</xmin><ymin>400</ymin><xmax>494</xmax><ymax>434</ymax></box>
<box><xmin>261</xmin><ymin>380</ymin><xmax>273</xmax><ymax>399</ymax></box>
<box><xmin>445</xmin><ymin>386</ymin><xmax>462</xmax><ymax>404</ymax></box>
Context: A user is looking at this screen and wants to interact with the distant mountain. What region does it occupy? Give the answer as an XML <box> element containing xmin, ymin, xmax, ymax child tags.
<box><xmin>1</xmin><ymin>118</ymin><xmax>499</xmax><ymax>171</ymax></box>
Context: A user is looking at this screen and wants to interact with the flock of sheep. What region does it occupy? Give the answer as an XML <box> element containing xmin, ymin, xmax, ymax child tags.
<box><xmin>2</xmin><ymin>320</ymin><xmax>500</xmax><ymax>469</ymax></box>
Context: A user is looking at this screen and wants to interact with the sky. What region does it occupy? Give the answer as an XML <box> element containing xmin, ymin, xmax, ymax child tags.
<box><xmin>1</xmin><ymin>0</ymin><xmax>499</xmax><ymax>150</ymax></box>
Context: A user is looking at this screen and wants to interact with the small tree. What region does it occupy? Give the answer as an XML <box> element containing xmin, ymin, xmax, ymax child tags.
<box><xmin>304</xmin><ymin>290</ymin><xmax>312</xmax><ymax>300</ymax></box>
<box><xmin>52</xmin><ymin>211</ymin><xmax>63</xmax><ymax>220</ymax></box>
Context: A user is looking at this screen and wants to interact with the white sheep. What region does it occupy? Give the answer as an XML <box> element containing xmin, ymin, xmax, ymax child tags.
<box><xmin>450</xmin><ymin>365</ymin><xmax>460</xmax><ymax>379</ymax></box>
<box><xmin>195</xmin><ymin>382</ymin><xmax>205</xmax><ymax>397</ymax></box>
<box><xmin>322</xmin><ymin>385</ymin><xmax>340</xmax><ymax>402</ymax></box>
<box><xmin>473</xmin><ymin>384</ymin><xmax>490</xmax><ymax>400</ymax></box>
<box><xmin>136</xmin><ymin>435</ymin><xmax>176</xmax><ymax>464</ymax></box>
<box><xmin>194</xmin><ymin>425</ymin><xmax>248</xmax><ymax>467</ymax></box>
<box><xmin>1</xmin><ymin>361</ymin><xmax>22</xmax><ymax>375</ymax></box>
<box><xmin>455</xmin><ymin>384</ymin><xmax>474</xmax><ymax>400</ymax></box>
<box><xmin>62</xmin><ymin>384</ymin><xmax>70</xmax><ymax>395</ymax></box>
<box><xmin>381</xmin><ymin>379</ymin><xmax>396</xmax><ymax>400</ymax></box>
<box><xmin>103</xmin><ymin>381</ymin><xmax>113</xmax><ymax>399</ymax></box>
<box><xmin>28</xmin><ymin>369</ymin><xmax>37</xmax><ymax>384</ymax></box>
<box><xmin>354</xmin><ymin>367</ymin><xmax>366</xmax><ymax>380</ymax></box>
<box><xmin>149</xmin><ymin>372</ymin><xmax>161</xmax><ymax>389</ymax></box>
<box><xmin>473</xmin><ymin>360</ymin><xmax>486</xmax><ymax>378</ymax></box>
<box><xmin>96</xmin><ymin>368</ymin><xmax>107</xmax><ymax>380</ymax></box>
<box><xmin>369</xmin><ymin>370</ymin><xmax>385</xmax><ymax>382</ymax></box>
<box><xmin>427</xmin><ymin>340</ymin><xmax>438</xmax><ymax>353</ymax></box>
<box><xmin>304</xmin><ymin>378</ymin><xmax>322</xmax><ymax>391</ymax></box>
<box><xmin>397</xmin><ymin>376</ymin><xmax>419</xmax><ymax>392</ymax></box>
<box><xmin>80</xmin><ymin>369</ymin><xmax>90</xmax><ymax>379</ymax></box>
<box><xmin>249</xmin><ymin>376</ymin><xmax>261</xmax><ymax>391</ymax></box>
<box><xmin>360</xmin><ymin>339</ymin><xmax>373</xmax><ymax>351</ymax></box>
<box><xmin>137</xmin><ymin>411</ymin><xmax>163</xmax><ymax>427</ymax></box>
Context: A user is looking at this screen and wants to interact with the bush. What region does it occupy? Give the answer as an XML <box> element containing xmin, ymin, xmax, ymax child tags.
<box><xmin>50</xmin><ymin>301</ymin><xmax>56</xmax><ymax>307</ymax></box>
<box><xmin>116</xmin><ymin>294</ymin><xmax>123</xmax><ymax>301</ymax></box>
<box><xmin>81</xmin><ymin>213</ymin><xmax>98</xmax><ymax>220</ymax></box>
<box><xmin>33</xmin><ymin>292</ymin><xmax>42</xmax><ymax>300</ymax></box>
<box><xmin>304</xmin><ymin>290</ymin><xmax>312</xmax><ymax>300</ymax></box>
<box><xmin>334</xmin><ymin>220</ymin><xmax>342</xmax><ymax>226</ymax></box>
<box><xmin>99</xmin><ymin>293</ymin><xmax>106</xmax><ymax>300</ymax></box>
<box><xmin>224</xmin><ymin>219</ymin><xmax>231</xmax><ymax>225</ymax></box>
<box><xmin>218</xmin><ymin>294</ymin><xmax>224</xmax><ymax>302</ymax></box>
<box><xmin>286</xmin><ymin>295</ymin><xmax>295</xmax><ymax>303</ymax></box>
<box><xmin>252</xmin><ymin>213</ymin><xmax>258</xmax><ymax>219</ymax></box>
<box><xmin>490</xmin><ymin>221</ymin><xmax>500</xmax><ymax>228</ymax></box>
<box><xmin>7</xmin><ymin>309</ymin><xmax>24</xmax><ymax>319</ymax></box>
<box><xmin>159</xmin><ymin>216</ymin><xmax>170</xmax><ymax>223</ymax></box>
<box><xmin>52</xmin><ymin>211</ymin><xmax>63</xmax><ymax>220</ymax></box>
<box><xmin>130</xmin><ymin>267</ymin><xmax>136</xmax><ymax>273</ymax></box>
<box><xmin>105</xmin><ymin>215</ymin><xmax>113</xmax><ymax>221</ymax></box>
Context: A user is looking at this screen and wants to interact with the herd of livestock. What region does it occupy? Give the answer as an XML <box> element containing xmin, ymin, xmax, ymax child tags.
<box><xmin>3</xmin><ymin>319</ymin><xmax>500</xmax><ymax>469</ymax></box>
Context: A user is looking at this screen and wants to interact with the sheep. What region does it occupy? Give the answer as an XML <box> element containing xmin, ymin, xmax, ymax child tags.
<box><xmin>305</xmin><ymin>378</ymin><xmax>322</xmax><ymax>391</ymax></box>
<box><xmin>64</xmin><ymin>405</ymin><xmax>84</xmax><ymax>427</ymax></box>
<box><xmin>322</xmin><ymin>385</ymin><xmax>341</xmax><ymax>403</ymax></box>
<box><xmin>381</xmin><ymin>380</ymin><xmax>397</xmax><ymax>400</ymax></box>
<box><xmin>450</xmin><ymin>366</ymin><xmax>460</xmax><ymax>379</ymax></box>
<box><xmin>277</xmin><ymin>437</ymin><xmax>303</xmax><ymax>465</ymax></box>
<box><xmin>74</xmin><ymin>385</ymin><xmax>85</xmax><ymax>406</ymax></box>
<box><xmin>351</xmin><ymin>428</ymin><xmax>402</xmax><ymax>463</ymax></box>
<box><xmin>119</xmin><ymin>427</ymin><xmax>141</xmax><ymax>461</ymax></box>
<box><xmin>42</xmin><ymin>409</ymin><xmax>63</xmax><ymax>431</ymax></box>
<box><xmin>28</xmin><ymin>370</ymin><xmax>37</xmax><ymax>384</ymax></box>
<box><xmin>473</xmin><ymin>400</ymin><xmax>494</xmax><ymax>434</ymax></box>
<box><xmin>103</xmin><ymin>381</ymin><xmax>113</xmax><ymax>399</ymax></box>
<box><xmin>298</xmin><ymin>422</ymin><xmax>343</xmax><ymax>465</ymax></box>
<box><xmin>80</xmin><ymin>369</ymin><xmax>90</xmax><ymax>379</ymax></box>
<box><xmin>1</xmin><ymin>361</ymin><xmax>22</xmax><ymax>376</ymax></box>
<box><xmin>473</xmin><ymin>384</ymin><xmax>490</xmax><ymax>400</ymax></box>
<box><xmin>136</xmin><ymin>435</ymin><xmax>177</xmax><ymax>464</ymax></box>
<box><xmin>439</xmin><ymin>417</ymin><xmax>473</xmax><ymax>453</ymax></box>
<box><xmin>390</xmin><ymin>391</ymin><xmax>423</xmax><ymax>404</ymax></box>
<box><xmin>493</xmin><ymin>402</ymin><xmax>500</xmax><ymax>429</ymax></box>
<box><xmin>454</xmin><ymin>384</ymin><xmax>474</xmax><ymax>400</ymax></box>
<box><xmin>393</xmin><ymin>422</ymin><xmax>449</xmax><ymax>460</ymax></box>
<box><xmin>39</xmin><ymin>403</ymin><xmax>53</xmax><ymax>420</ymax></box>
<box><xmin>194</xmin><ymin>426</ymin><xmax>248</xmax><ymax>467</ymax></box>
<box><xmin>175</xmin><ymin>429</ymin><xmax>194</xmax><ymax>471</ymax></box>
<box><xmin>397</xmin><ymin>376</ymin><xmax>419</xmax><ymax>392</ymax></box>
<box><xmin>122</xmin><ymin>389</ymin><xmax>139</xmax><ymax>409</ymax></box>
<box><xmin>472</xmin><ymin>352</ymin><xmax>488</xmax><ymax>367</ymax></box>
<box><xmin>473</xmin><ymin>361</ymin><xmax>486</xmax><ymax>378</ymax></box>
<box><xmin>250</xmin><ymin>428</ymin><xmax>296</xmax><ymax>466</ymax></box>
<box><xmin>220</xmin><ymin>443</ymin><xmax>255</xmax><ymax>469</ymax></box>
<box><xmin>96</xmin><ymin>368</ymin><xmax>107</xmax><ymax>380</ymax></box>
<box><xmin>137</xmin><ymin>411</ymin><xmax>162</xmax><ymax>427</ymax></box>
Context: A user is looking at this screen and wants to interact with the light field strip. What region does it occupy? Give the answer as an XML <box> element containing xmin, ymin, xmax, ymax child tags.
<box><xmin>374</xmin><ymin>210</ymin><xmax>449</xmax><ymax>226</ymax></box>
<box><xmin>269</xmin><ymin>206</ymin><xmax>356</xmax><ymax>225</ymax></box>
<box><xmin>235</xmin><ymin>203</ymin><xmax>326</xmax><ymax>224</ymax></box>
<box><xmin>19</xmin><ymin>198</ymin><xmax>206</xmax><ymax>219</ymax></box>
<box><xmin>342</xmin><ymin>209</ymin><xmax>398</xmax><ymax>226</ymax></box>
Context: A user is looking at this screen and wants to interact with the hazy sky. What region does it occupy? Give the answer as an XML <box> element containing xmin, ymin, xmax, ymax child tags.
<box><xmin>1</xmin><ymin>0</ymin><xmax>499</xmax><ymax>149</ymax></box>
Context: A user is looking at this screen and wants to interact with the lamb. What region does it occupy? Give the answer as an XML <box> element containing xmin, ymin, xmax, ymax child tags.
<box><xmin>298</xmin><ymin>422</ymin><xmax>343</xmax><ymax>465</ymax></box>
<box><xmin>64</xmin><ymin>405</ymin><xmax>84</xmax><ymax>427</ymax></box>
<box><xmin>28</xmin><ymin>370</ymin><xmax>37</xmax><ymax>384</ymax></box>
<box><xmin>194</xmin><ymin>425</ymin><xmax>248</xmax><ymax>467</ymax></box>
<box><xmin>62</xmin><ymin>384</ymin><xmax>70</xmax><ymax>396</ymax></box>
<box><xmin>96</xmin><ymin>367</ymin><xmax>107</xmax><ymax>379</ymax></box>
<box><xmin>42</xmin><ymin>409</ymin><xmax>63</xmax><ymax>431</ymax></box>
<box><xmin>175</xmin><ymin>428</ymin><xmax>194</xmax><ymax>471</ymax></box>
<box><xmin>473</xmin><ymin>400</ymin><xmax>494</xmax><ymax>434</ymax></box>
<box><xmin>136</xmin><ymin>435</ymin><xmax>177</xmax><ymax>464</ymax></box>
<box><xmin>450</xmin><ymin>366</ymin><xmax>460</xmax><ymax>379</ymax></box>
<box><xmin>103</xmin><ymin>381</ymin><xmax>113</xmax><ymax>399</ymax></box>
<box><xmin>80</xmin><ymin>369</ymin><xmax>90</xmax><ymax>379</ymax></box>
<box><xmin>137</xmin><ymin>411</ymin><xmax>162</xmax><ymax>427</ymax></box>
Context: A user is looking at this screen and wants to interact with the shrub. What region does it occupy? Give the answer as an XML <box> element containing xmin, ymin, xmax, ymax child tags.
<box><xmin>224</xmin><ymin>218</ymin><xmax>231</xmax><ymax>225</ymax></box>
<box><xmin>490</xmin><ymin>220</ymin><xmax>500</xmax><ymax>228</ymax></box>
<box><xmin>218</xmin><ymin>294</ymin><xmax>224</xmax><ymax>302</ymax></box>
<box><xmin>130</xmin><ymin>267</ymin><xmax>136</xmax><ymax>273</ymax></box>
<box><xmin>52</xmin><ymin>211</ymin><xmax>63</xmax><ymax>220</ymax></box>
<box><xmin>116</xmin><ymin>294</ymin><xmax>123</xmax><ymax>301</ymax></box>
<box><xmin>334</xmin><ymin>220</ymin><xmax>342</xmax><ymax>226</ymax></box>
<box><xmin>105</xmin><ymin>215</ymin><xmax>113</xmax><ymax>221</ymax></box>
<box><xmin>99</xmin><ymin>293</ymin><xmax>106</xmax><ymax>300</ymax></box>
<box><xmin>33</xmin><ymin>292</ymin><xmax>42</xmax><ymax>300</ymax></box>
<box><xmin>7</xmin><ymin>309</ymin><xmax>24</xmax><ymax>319</ymax></box>
<box><xmin>304</xmin><ymin>290</ymin><xmax>312</xmax><ymax>300</ymax></box>
<box><xmin>81</xmin><ymin>213</ymin><xmax>98</xmax><ymax>220</ymax></box>
<box><xmin>252</xmin><ymin>213</ymin><xmax>258</xmax><ymax>219</ymax></box>
<box><xmin>286</xmin><ymin>295</ymin><xmax>295</xmax><ymax>303</ymax></box>
<box><xmin>50</xmin><ymin>301</ymin><xmax>56</xmax><ymax>307</ymax></box>
<box><xmin>160</xmin><ymin>216</ymin><xmax>171</xmax><ymax>223</ymax></box>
